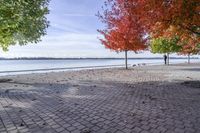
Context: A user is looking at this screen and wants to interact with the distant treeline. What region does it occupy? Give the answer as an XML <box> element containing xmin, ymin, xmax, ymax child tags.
<box><xmin>0</xmin><ymin>57</ymin><xmax>199</xmax><ymax>60</ymax></box>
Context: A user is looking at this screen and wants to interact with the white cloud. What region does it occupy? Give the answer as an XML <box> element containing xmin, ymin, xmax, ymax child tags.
<box><xmin>64</xmin><ymin>13</ymin><xmax>95</xmax><ymax>17</ymax></box>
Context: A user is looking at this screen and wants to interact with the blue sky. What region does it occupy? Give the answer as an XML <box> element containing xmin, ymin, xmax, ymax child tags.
<box><xmin>0</xmin><ymin>0</ymin><xmax>192</xmax><ymax>58</ymax></box>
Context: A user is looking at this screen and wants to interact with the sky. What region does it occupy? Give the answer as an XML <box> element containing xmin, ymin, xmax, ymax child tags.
<box><xmin>0</xmin><ymin>0</ymin><xmax>196</xmax><ymax>58</ymax></box>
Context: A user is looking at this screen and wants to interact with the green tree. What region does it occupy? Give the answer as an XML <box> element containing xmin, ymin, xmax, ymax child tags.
<box><xmin>150</xmin><ymin>37</ymin><xmax>182</xmax><ymax>65</ymax></box>
<box><xmin>0</xmin><ymin>0</ymin><xmax>49</xmax><ymax>51</ymax></box>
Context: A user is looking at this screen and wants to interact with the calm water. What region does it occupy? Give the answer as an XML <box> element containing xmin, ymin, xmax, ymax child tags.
<box><xmin>0</xmin><ymin>58</ymin><xmax>199</xmax><ymax>76</ymax></box>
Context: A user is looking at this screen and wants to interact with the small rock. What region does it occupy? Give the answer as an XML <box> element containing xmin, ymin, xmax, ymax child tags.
<box><xmin>150</xmin><ymin>97</ymin><xmax>157</xmax><ymax>100</ymax></box>
<box><xmin>130</xmin><ymin>112</ymin><xmax>136</xmax><ymax>116</ymax></box>
<box><xmin>183</xmin><ymin>81</ymin><xmax>190</xmax><ymax>84</ymax></box>
<box><xmin>73</xmin><ymin>84</ymin><xmax>79</xmax><ymax>87</ymax></box>
<box><xmin>32</xmin><ymin>98</ymin><xmax>37</xmax><ymax>101</ymax></box>
<box><xmin>74</xmin><ymin>103</ymin><xmax>79</xmax><ymax>106</ymax></box>
<box><xmin>20</xmin><ymin>123</ymin><xmax>24</xmax><ymax>127</ymax></box>
<box><xmin>81</xmin><ymin>129</ymin><xmax>91</xmax><ymax>133</ymax></box>
<box><xmin>5</xmin><ymin>90</ymin><xmax>9</xmax><ymax>93</ymax></box>
<box><xmin>0</xmin><ymin>79</ymin><xmax>12</xmax><ymax>83</ymax></box>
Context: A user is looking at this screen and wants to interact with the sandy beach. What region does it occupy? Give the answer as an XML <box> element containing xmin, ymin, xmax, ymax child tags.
<box><xmin>0</xmin><ymin>63</ymin><xmax>200</xmax><ymax>133</ymax></box>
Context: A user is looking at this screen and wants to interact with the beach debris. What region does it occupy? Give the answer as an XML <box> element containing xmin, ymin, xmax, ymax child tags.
<box><xmin>20</xmin><ymin>123</ymin><xmax>25</xmax><ymax>127</ymax></box>
<box><xmin>183</xmin><ymin>81</ymin><xmax>190</xmax><ymax>84</ymax></box>
<box><xmin>128</xmin><ymin>85</ymin><xmax>133</xmax><ymax>88</ymax></box>
<box><xmin>74</xmin><ymin>103</ymin><xmax>79</xmax><ymax>106</ymax></box>
<box><xmin>149</xmin><ymin>96</ymin><xmax>157</xmax><ymax>100</ymax></box>
<box><xmin>186</xmin><ymin>77</ymin><xmax>193</xmax><ymax>80</ymax></box>
<box><xmin>129</xmin><ymin>112</ymin><xmax>136</xmax><ymax>116</ymax></box>
<box><xmin>32</xmin><ymin>98</ymin><xmax>37</xmax><ymax>101</ymax></box>
<box><xmin>3</xmin><ymin>105</ymin><xmax>9</xmax><ymax>108</ymax></box>
<box><xmin>132</xmin><ymin>64</ymin><xmax>137</xmax><ymax>67</ymax></box>
<box><xmin>159</xmin><ymin>107</ymin><xmax>167</xmax><ymax>112</ymax></box>
<box><xmin>19</xmin><ymin>108</ymin><xmax>23</xmax><ymax>112</ymax></box>
<box><xmin>0</xmin><ymin>78</ymin><xmax>12</xmax><ymax>83</ymax></box>
<box><xmin>144</xmin><ymin>94</ymin><xmax>157</xmax><ymax>101</ymax></box>
<box><xmin>73</xmin><ymin>84</ymin><xmax>79</xmax><ymax>87</ymax></box>
<box><xmin>5</xmin><ymin>90</ymin><xmax>10</xmax><ymax>93</ymax></box>
<box><xmin>81</xmin><ymin>129</ymin><xmax>91</xmax><ymax>133</ymax></box>
<box><xmin>181</xmin><ymin>81</ymin><xmax>200</xmax><ymax>88</ymax></box>
<box><xmin>56</xmin><ymin>109</ymin><xmax>63</xmax><ymax>112</ymax></box>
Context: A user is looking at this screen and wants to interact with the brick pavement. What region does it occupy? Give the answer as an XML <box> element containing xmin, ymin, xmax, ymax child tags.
<box><xmin>0</xmin><ymin>66</ymin><xmax>200</xmax><ymax>133</ymax></box>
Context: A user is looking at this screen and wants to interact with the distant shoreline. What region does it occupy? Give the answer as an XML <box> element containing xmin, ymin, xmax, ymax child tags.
<box><xmin>0</xmin><ymin>57</ymin><xmax>199</xmax><ymax>60</ymax></box>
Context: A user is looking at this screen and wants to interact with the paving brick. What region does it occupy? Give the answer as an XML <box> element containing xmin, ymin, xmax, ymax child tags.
<box><xmin>1</xmin><ymin>66</ymin><xmax>200</xmax><ymax>133</ymax></box>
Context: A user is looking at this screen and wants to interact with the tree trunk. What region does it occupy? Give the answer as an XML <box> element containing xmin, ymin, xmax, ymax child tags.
<box><xmin>167</xmin><ymin>53</ymin><xmax>170</xmax><ymax>65</ymax></box>
<box><xmin>125</xmin><ymin>50</ymin><xmax>128</xmax><ymax>69</ymax></box>
<box><xmin>188</xmin><ymin>54</ymin><xmax>190</xmax><ymax>64</ymax></box>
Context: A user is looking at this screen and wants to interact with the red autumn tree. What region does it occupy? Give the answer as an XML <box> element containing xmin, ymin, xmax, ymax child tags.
<box><xmin>142</xmin><ymin>0</ymin><xmax>200</xmax><ymax>63</ymax></box>
<box><xmin>179</xmin><ymin>42</ymin><xmax>200</xmax><ymax>64</ymax></box>
<box><xmin>98</xmin><ymin>0</ymin><xmax>147</xmax><ymax>69</ymax></box>
<box><xmin>99</xmin><ymin>0</ymin><xmax>199</xmax><ymax>66</ymax></box>
<box><xmin>125</xmin><ymin>0</ymin><xmax>200</xmax><ymax>51</ymax></box>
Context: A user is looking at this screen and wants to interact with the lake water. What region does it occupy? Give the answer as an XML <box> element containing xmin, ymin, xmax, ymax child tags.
<box><xmin>0</xmin><ymin>58</ymin><xmax>199</xmax><ymax>76</ymax></box>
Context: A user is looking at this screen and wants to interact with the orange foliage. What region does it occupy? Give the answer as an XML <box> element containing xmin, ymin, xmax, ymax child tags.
<box><xmin>98</xmin><ymin>0</ymin><xmax>147</xmax><ymax>52</ymax></box>
<box><xmin>99</xmin><ymin>0</ymin><xmax>200</xmax><ymax>53</ymax></box>
<box><xmin>142</xmin><ymin>0</ymin><xmax>200</xmax><ymax>50</ymax></box>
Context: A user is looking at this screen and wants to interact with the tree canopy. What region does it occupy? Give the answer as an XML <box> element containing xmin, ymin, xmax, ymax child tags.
<box><xmin>98</xmin><ymin>0</ymin><xmax>147</xmax><ymax>52</ymax></box>
<box><xmin>179</xmin><ymin>41</ymin><xmax>200</xmax><ymax>55</ymax></box>
<box><xmin>98</xmin><ymin>0</ymin><xmax>200</xmax><ymax>54</ymax></box>
<box><xmin>150</xmin><ymin>37</ymin><xmax>182</xmax><ymax>54</ymax></box>
<box><xmin>0</xmin><ymin>0</ymin><xmax>49</xmax><ymax>51</ymax></box>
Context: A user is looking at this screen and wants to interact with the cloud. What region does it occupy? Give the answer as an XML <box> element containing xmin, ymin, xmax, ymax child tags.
<box><xmin>64</xmin><ymin>13</ymin><xmax>95</xmax><ymax>17</ymax></box>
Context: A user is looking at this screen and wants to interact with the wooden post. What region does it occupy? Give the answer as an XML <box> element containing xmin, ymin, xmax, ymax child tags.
<box><xmin>167</xmin><ymin>53</ymin><xmax>169</xmax><ymax>65</ymax></box>
<box><xmin>188</xmin><ymin>54</ymin><xmax>190</xmax><ymax>64</ymax></box>
<box><xmin>125</xmin><ymin>50</ymin><xmax>128</xmax><ymax>69</ymax></box>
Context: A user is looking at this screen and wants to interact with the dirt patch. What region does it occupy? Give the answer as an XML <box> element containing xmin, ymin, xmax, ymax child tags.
<box><xmin>181</xmin><ymin>81</ymin><xmax>200</xmax><ymax>88</ymax></box>
<box><xmin>0</xmin><ymin>78</ymin><xmax>12</xmax><ymax>83</ymax></box>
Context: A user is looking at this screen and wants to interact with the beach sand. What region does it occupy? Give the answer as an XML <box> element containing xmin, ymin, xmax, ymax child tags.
<box><xmin>0</xmin><ymin>63</ymin><xmax>200</xmax><ymax>132</ymax></box>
